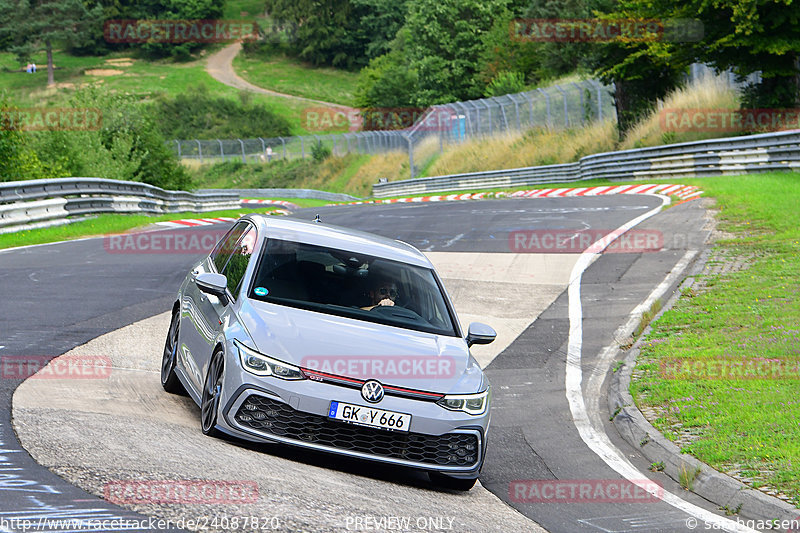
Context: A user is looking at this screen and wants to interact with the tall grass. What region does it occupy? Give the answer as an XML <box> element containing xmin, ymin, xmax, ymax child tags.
<box><xmin>619</xmin><ymin>76</ymin><xmax>740</xmax><ymax>149</ymax></box>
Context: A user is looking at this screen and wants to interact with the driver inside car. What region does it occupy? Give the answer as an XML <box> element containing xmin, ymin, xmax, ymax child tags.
<box><xmin>361</xmin><ymin>278</ymin><xmax>399</xmax><ymax>310</ymax></box>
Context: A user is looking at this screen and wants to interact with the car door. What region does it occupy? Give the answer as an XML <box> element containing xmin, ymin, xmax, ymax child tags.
<box><xmin>180</xmin><ymin>222</ymin><xmax>249</xmax><ymax>393</ymax></box>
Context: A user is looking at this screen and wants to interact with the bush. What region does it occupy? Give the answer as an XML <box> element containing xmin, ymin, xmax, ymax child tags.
<box><xmin>311</xmin><ymin>141</ymin><xmax>332</xmax><ymax>162</ymax></box>
<box><xmin>190</xmin><ymin>159</ymin><xmax>318</xmax><ymax>189</ymax></box>
<box><xmin>28</xmin><ymin>87</ymin><xmax>190</xmax><ymax>190</ymax></box>
<box><xmin>484</xmin><ymin>71</ymin><xmax>525</xmax><ymax>97</ymax></box>
<box><xmin>0</xmin><ymin>94</ymin><xmax>64</xmax><ymax>181</ymax></box>
<box><xmin>154</xmin><ymin>85</ymin><xmax>292</xmax><ymax>140</ymax></box>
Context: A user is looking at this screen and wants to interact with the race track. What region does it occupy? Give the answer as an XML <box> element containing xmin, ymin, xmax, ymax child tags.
<box><xmin>2</xmin><ymin>195</ymin><xmax>751</xmax><ymax>533</ymax></box>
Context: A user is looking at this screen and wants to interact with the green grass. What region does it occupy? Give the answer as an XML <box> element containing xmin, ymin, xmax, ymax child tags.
<box><xmin>630</xmin><ymin>171</ymin><xmax>800</xmax><ymax>503</ymax></box>
<box><xmin>0</xmin><ymin>49</ymin><xmax>318</xmax><ymax>135</ymax></box>
<box><xmin>222</xmin><ymin>0</ymin><xmax>267</xmax><ymax>21</ymax></box>
<box><xmin>233</xmin><ymin>52</ymin><xmax>359</xmax><ymax>109</ymax></box>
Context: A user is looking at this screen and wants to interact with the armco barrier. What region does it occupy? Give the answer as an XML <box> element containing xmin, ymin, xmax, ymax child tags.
<box><xmin>372</xmin><ymin>130</ymin><xmax>800</xmax><ymax>197</ymax></box>
<box><xmin>0</xmin><ymin>178</ymin><xmax>240</xmax><ymax>232</ymax></box>
<box><xmin>199</xmin><ymin>188</ymin><xmax>358</xmax><ymax>202</ymax></box>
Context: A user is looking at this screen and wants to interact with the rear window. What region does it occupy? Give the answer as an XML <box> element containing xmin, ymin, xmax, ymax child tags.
<box><xmin>248</xmin><ymin>239</ymin><xmax>458</xmax><ymax>337</ymax></box>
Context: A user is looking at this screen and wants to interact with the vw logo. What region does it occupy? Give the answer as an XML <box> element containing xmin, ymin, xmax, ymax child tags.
<box><xmin>361</xmin><ymin>380</ymin><xmax>384</xmax><ymax>403</ymax></box>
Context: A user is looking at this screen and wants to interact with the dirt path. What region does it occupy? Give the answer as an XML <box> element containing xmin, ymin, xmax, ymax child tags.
<box><xmin>206</xmin><ymin>42</ymin><xmax>355</xmax><ymax>112</ymax></box>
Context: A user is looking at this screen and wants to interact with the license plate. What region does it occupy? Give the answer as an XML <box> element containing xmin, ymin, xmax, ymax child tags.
<box><xmin>328</xmin><ymin>401</ymin><xmax>411</xmax><ymax>432</ymax></box>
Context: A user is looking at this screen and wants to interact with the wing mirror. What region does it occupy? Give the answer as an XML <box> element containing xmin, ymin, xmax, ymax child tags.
<box><xmin>466</xmin><ymin>322</ymin><xmax>496</xmax><ymax>347</ymax></box>
<box><xmin>196</xmin><ymin>272</ymin><xmax>230</xmax><ymax>306</ymax></box>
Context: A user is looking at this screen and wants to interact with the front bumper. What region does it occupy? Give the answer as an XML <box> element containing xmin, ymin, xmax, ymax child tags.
<box><xmin>217</xmin><ymin>367</ymin><xmax>490</xmax><ymax>475</ymax></box>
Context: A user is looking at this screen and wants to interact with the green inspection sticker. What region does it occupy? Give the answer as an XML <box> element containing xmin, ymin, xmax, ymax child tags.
<box><xmin>254</xmin><ymin>287</ymin><xmax>269</xmax><ymax>296</ymax></box>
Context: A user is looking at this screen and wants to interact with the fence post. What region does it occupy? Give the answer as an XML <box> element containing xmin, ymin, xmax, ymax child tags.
<box><xmin>521</xmin><ymin>92</ymin><xmax>534</xmax><ymax>125</ymax></box>
<box><xmin>175</xmin><ymin>140</ymin><xmax>181</xmax><ymax>159</ymax></box>
<box><xmin>554</xmin><ymin>85</ymin><xmax>569</xmax><ymax>128</ymax></box>
<box><xmin>196</xmin><ymin>140</ymin><xmax>203</xmax><ymax>163</ymax></box>
<box><xmin>571</xmin><ymin>82</ymin><xmax>585</xmax><ymax>125</ymax></box>
<box><xmin>258</xmin><ymin>137</ymin><xmax>266</xmax><ymax>160</ymax></box>
<box><xmin>498</xmin><ymin>98</ymin><xmax>509</xmax><ymax>130</ymax></box>
<box><xmin>216</xmin><ymin>139</ymin><xmax>224</xmax><ymax>161</ymax></box>
<box><xmin>508</xmin><ymin>94</ymin><xmax>521</xmax><ymax>130</ymax></box>
<box><xmin>483</xmin><ymin>100</ymin><xmax>493</xmax><ymax>136</ymax></box>
<box><xmin>238</xmin><ymin>139</ymin><xmax>246</xmax><ymax>163</ymax></box>
<box><xmin>300</xmin><ymin>137</ymin><xmax>305</xmax><ymax>159</ymax></box>
<box><xmin>537</xmin><ymin>88</ymin><xmax>552</xmax><ymax>128</ymax></box>
<box><xmin>407</xmin><ymin>135</ymin><xmax>415</xmax><ymax>179</ymax></box>
<box><xmin>595</xmin><ymin>81</ymin><xmax>603</xmax><ymax>122</ymax></box>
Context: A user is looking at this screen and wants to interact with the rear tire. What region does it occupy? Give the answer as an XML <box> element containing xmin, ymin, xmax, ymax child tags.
<box><xmin>161</xmin><ymin>308</ymin><xmax>184</xmax><ymax>394</ymax></box>
<box><xmin>429</xmin><ymin>472</ymin><xmax>478</xmax><ymax>491</ymax></box>
<box><xmin>201</xmin><ymin>349</ymin><xmax>224</xmax><ymax>437</ymax></box>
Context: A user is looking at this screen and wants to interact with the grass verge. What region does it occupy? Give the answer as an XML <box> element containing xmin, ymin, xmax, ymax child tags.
<box><xmin>0</xmin><ymin>205</ymin><xmax>303</xmax><ymax>251</ymax></box>
<box><xmin>630</xmin><ymin>171</ymin><xmax>800</xmax><ymax>504</ymax></box>
<box><xmin>233</xmin><ymin>51</ymin><xmax>358</xmax><ymax>108</ymax></box>
<box><xmin>0</xmin><ymin>49</ymin><xmax>318</xmax><ymax>135</ymax></box>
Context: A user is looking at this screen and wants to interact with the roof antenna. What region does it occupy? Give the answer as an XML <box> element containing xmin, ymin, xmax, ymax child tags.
<box><xmin>314</xmin><ymin>214</ymin><xmax>322</xmax><ymax>223</ymax></box>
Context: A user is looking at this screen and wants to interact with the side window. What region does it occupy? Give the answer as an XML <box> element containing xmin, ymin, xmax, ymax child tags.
<box><xmin>211</xmin><ymin>223</ymin><xmax>248</xmax><ymax>273</ymax></box>
<box><xmin>222</xmin><ymin>225</ymin><xmax>257</xmax><ymax>300</ymax></box>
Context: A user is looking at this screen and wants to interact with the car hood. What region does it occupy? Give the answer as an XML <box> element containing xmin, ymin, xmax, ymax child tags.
<box><xmin>238</xmin><ymin>299</ymin><xmax>484</xmax><ymax>395</ymax></box>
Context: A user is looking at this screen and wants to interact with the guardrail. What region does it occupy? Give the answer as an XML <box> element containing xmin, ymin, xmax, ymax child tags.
<box><xmin>0</xmin><ymin>178</ymin><xmax>240</xmax><ymax>232</ymax></box>
<box><xmin>372</xmin><ymin>130</ymin><xmax>800</xmax><ymax>197</ymax></box>
<box><xmin>198</xmin><ymin>188</ymin><xmax>358</xmax><ymax>202</ymax></box>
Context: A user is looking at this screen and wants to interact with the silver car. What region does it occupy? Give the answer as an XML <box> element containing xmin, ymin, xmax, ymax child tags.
<box><xmin>161</xmin><ymin>214</ymin><xmax>496</xmax><ymax>490</ymax></box>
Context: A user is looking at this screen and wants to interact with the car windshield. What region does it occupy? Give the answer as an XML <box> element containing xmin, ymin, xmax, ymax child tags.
<box><xmin>248</xmin><ymin>238</ymin><xmax>458</xmax><ymax>337</ymax></box>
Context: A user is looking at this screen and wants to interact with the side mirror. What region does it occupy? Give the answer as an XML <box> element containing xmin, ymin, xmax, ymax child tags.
<box><xmin>466</xmin><ymin>322</ymin><xmax>496</xmax><ymax>347</ymax></box>
<box><xmin>196</xmin><ymin>272</ymin><xmax>230</xmax><ymax>306</ymax></box>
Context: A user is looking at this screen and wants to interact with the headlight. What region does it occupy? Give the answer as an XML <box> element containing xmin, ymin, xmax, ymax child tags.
<box><xmin>437</xmin><ymin>389</ymin><xmax>489</xmax><ymax>415</ymax></box>
<box><xmin>235</xmin><ymin>340</ymin><xmax>304</xmax><ymax>380</ymax></box>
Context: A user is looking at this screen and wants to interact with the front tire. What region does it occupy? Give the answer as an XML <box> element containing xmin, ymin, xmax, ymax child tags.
<box><xmin>201</xmin><ymin>349</ymin><xmax>224</xmax><ymax>437</ymax></box>
<box><xmin>429</xmin><ymin>472</ymin><xmax>478</xmax><ymax>491</ymax></box>
<box><xmin>161</xmin><ymin>308</ymin><xmax>184</xmax><ymax>394</ymax></box>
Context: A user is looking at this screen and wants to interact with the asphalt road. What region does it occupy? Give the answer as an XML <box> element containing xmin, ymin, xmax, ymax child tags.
<box><xmin>0</xmin><ymin>196</ymin><xmax>740</xmax><ymax>532</ymax></box>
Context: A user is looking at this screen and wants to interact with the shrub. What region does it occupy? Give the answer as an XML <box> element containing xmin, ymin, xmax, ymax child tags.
<box><xmin>154</xmin><ymin>85</ymin><xmax>292</xmax><ymax>140</ymax></box>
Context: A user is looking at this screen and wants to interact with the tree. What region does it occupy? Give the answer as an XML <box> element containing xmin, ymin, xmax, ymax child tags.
<box><xmin>358</xmin><ymin>0</ymin><xmax>510</xmax><ymax>108</ymax></box>
<box><xmin>683</xmin><ymin>0</ymin><xmax>800</xmax><ymax>107</ymax></box>
<box><xmin>265</xmin><ymin>0</ymin><xmax>408</xmax><ymax>68</ymax></box>
<box><xmin>0</xmin><ymin>0</ymin><xmax>101</xmax><ymax>86</ymax></box>
<box><xmin>403</xmin><ymin>0</ymin><xmax>510</xmax><ymax>104</ymax></box>
<box><xmin>585</xmin><ymin>0</ymin><xmax>694</xmax><ymax>134</ymax></box>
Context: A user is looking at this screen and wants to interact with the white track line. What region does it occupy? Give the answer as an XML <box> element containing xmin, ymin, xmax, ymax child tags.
<box><xmin>565</xmin><ymin>194</ymin><xmax>758</xmax><ymax>533</ymax></box>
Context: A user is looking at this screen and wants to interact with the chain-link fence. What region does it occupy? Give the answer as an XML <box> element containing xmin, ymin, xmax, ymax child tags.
<box><xmin>172</xmin><ymin>64</ymin><xmax>766</xmax><ymax>181</ymax></box>
<box><xmin>171</xmin><ymin>79</ymin><xmax>616</xmax><ymax>177</ymax></box>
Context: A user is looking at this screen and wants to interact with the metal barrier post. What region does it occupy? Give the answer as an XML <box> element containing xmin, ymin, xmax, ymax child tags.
<box><xmin>238</xmin><ymin>139</ymin><xmax>246</xmax><ymax>163</ymax></box>
<box><xmin>196</xmin><ymin>140</ymin><xmax>203</xmax><ymax>163</ymax></box>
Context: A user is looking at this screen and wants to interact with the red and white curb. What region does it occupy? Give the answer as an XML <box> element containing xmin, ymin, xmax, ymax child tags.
<box><xmin>155</xmin><ymin>217</ymin><xmax>237</xmax><ymax>228</ymax></box>
<box><xmin>338</xmin><ymin>184</ymin><xmax>702</xmax><ymax>205</ymax></box>
<box><xmin>241</xmin><ymin>199</ymin><xmax>299</xmax><ymax>209</ymax></box>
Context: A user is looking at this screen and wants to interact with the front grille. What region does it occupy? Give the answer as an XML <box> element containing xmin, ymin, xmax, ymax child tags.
<box><xmin>234</xmin><ymin>395</ymin><xmax>479</xmax><ymax>467</ymax></box>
